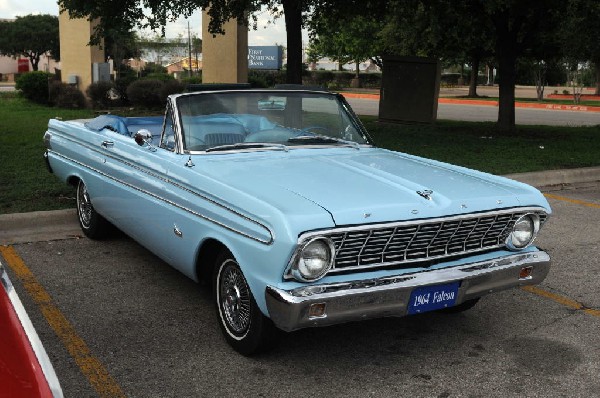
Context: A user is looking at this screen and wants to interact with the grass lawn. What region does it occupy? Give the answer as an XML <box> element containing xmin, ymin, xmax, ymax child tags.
<box><xmin>1</xmin><ymin>93</ymin><xmax>599</xmax><ymax>214</ymax></box>
<box><xmin>364</xmin><ymin>116</ymin><xmax>600</xmax><ymax>175</ymax></box>
<box><xmin>0</xmin><ymin>95</ymin><xmax>94</xmax><ymax>214</ymax></box>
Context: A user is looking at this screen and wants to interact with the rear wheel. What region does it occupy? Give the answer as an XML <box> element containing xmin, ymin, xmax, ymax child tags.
<box><xmin>214</xmin><ymin>251</ymin><xmax>279</xmax><ymax>355</ymax></box>
<box><xmin>76</xmin><ymin>180</ymin><xmax>110</xmax><ymax>239</ymax></box>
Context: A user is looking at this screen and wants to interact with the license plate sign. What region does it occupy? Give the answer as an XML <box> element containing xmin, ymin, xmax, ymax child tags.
<box><xmin>407</xmin><ymin>282</ymin><xmax>460</xmax><ymax>315</ymax></box>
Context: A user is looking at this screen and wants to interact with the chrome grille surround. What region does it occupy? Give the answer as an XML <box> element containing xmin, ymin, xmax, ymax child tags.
<box><xmin>288</xmin><ymin>207</ymin><xmax>548</xmax><ymax>278</ymax></box>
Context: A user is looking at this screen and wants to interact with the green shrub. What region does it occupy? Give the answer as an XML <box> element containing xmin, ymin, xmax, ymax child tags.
<box><xmin>86</xmin><ymin>81</ymin><xmax>115</xmax><ymax>108</ymax></box>
<box><xmin>15</xmin><ymin>71</ymin><xmax>54</xmax><ymax>104</ymax></box>
<box><xmin>143</xmin><ymin>72</ymin><xmax>174</xmax><ymax>81</ymax></box>
<box><xmin>248</xmin><ymin>72</ymin><xmax>269</xmax><ymax>88</ymax></box>
<box><xmin>126</xmin><ymin>79</ymin><xmax>164</xmax><ymax>109</ymax></box>
<box><xmin>142</xmin><ymin>62</ymin><xmax>168</xmax><ymax>75</ymax></box>
<box><xmin>160</xmin><ymin>79</ymin><xmax>185</xmax><ymax>99</ymax></box>
<box><xmin>181</xmin><ymin>75</ymin><xmax>202</xmax><ymax>87</ymax></box>
<box><xmin>114</xmin><ymin>75</ymin><xmax>137</xmax><ymax>105</ymax></box>
<box><xmin>248</xmin><ymin>70</ymin><xmax>286</xmax><ymax>88</ymax></box>
<box><xmin>48</xmin><ymin>80</ymin><xmax>64</xmax><ymax>106</ymax></box>
<box><xmin>305</xmin><ymin>71</ymin><xmax>335</xmax><ymax>87</ymax></box>
<box><xmin>333</xmin><ymin>72</ymin><xmax>354</xmax><ymax>87</ymax></box>
<box><xmin>361</xmin><ymin>73</ymin><xmax>381</xmax><ymax>88</ymax></box>
<box><xmin>49</xmin><ymin>82</ymin><xmax>87</xmax><ymax>109</ymax></box>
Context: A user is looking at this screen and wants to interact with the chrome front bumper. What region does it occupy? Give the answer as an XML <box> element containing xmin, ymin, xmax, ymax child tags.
<box><xmin>265</xmin><ymin>251</ymin><xmax>551</xmax><ymax>332</ymax></box>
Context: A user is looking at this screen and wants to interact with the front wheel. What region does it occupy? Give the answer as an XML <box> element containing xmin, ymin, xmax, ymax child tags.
<box><xmin>214</xmin><ymin>252</ymin><xmax>279</xmax><ymax>355</ymax></box>
<box><xmin>76</xmin><ymin>180</ymin><xmax>110</xmax><ymax>239</ymax></box>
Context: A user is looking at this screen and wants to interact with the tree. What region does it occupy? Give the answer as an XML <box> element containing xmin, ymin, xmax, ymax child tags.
<box><xmin>58</xmin><ymin>0</ymin><xmax>340</xmax><ymax>84</ymax></box>
<box><xmin>484</xmin><ymin>1</ymin><xmax>565</xmax><ymax>131</ymax></box>
<box><xmin>104</xmin><ymin>28</ymin><xmax>142</xmax><ymax>79</ymax></box>
<box><xmin>320</xmin><ymin>0</ymin><xmax>570</xmax><ymax>132</ymax></box>
<box><xmin>0</xmin><ymin>15</ymin><xmax>59</xmax><ymax>71</ymax></box>
<box><xmin>308</xmin><ymin>15</ymin><xmax>381</xmax><ymax>77</ymax></box>
<box><xmin>422</xmin><ymin>0</ymin><xmax>494</xmax><ymax>97</ymax></box>
<box><xmin>560</xmin><ymin>0</ymin><xmax>600</xmax><ymax>95</ymax></box>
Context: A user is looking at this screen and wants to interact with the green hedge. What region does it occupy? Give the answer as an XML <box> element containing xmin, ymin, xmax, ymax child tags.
<box><xmin>15</xmin><ymin>71</ymin><xmax>54</xmax><ymax>104</ymax></box>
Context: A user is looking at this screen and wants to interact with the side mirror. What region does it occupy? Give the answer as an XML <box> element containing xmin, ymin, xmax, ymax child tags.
<box><xmin>134</xmin><ymin>129</ymin><xmax>153</xmax><ymax>146</ymax></box>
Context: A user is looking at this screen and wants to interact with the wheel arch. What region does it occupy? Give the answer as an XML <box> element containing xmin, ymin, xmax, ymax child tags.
<box><xmin>66</xmin><ymin>174</ymin><xmax>81</xmax><ymax>187</ymax></box>
<box><xmin>194</xmin><ymin>238</ymin><xmax>231</xmax><ymax>286</ymax></box>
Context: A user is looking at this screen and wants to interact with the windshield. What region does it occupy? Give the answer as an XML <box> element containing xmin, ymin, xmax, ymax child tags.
<box><xmin>174</xmin><ymin>91</ymin><xmax>371</xmax><ymax>152</ymax></box>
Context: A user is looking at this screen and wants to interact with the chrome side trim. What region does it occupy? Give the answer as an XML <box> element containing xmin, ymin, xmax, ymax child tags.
<box><xmin>1</xmin><ymin>262</ymin><xmax>64</xmax><ymax>397</ymax></box>
<box><xmin>48</xmin><ymin>149</ymin><xmax>274</xmax><ymax>244</ymax></box>
<box><xmin>266</xmin><ymin>251</ymin><xmax>551</xmax><ymax>332</ymax></box>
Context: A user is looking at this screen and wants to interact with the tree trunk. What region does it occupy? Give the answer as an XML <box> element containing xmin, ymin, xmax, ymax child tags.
<box><xmin>595</xmin><ymin>62</ymin><xmax>600</xmax><ymax>96</ymax></box>
<box><xmin>534</xmin><ymin>62</ymin><xmax>545</xmax><ymax>101</ymax></box>
<box><xmin>487</xmin><ymin>63</ymin><xmax>494</xmax><ymax>86</ymax></box>
<box><xmin>282</xmin><ymin>0</ymin><xmax>303</xmax><ymax>84</ymax></box>
<box><xmin>496</xmin><ymin>49</ymin><xmax>517</xmax><ymax>133</ymax></box>
<box><xmin>468</xmin><ymin>56</ymin><xmax>480</xmax><ymax>97</ymax></box>
<box><xmin>29</xmin><ymin>55</ymin><xmax>39</xmax><ymax>71</ymax></box>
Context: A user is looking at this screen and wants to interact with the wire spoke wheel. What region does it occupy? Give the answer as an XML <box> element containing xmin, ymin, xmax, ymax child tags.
<box><xmin>213</xmin><ymin>252</ymin><xmax>280</xmax><ymax>355</ymax></box>
<box><xmin>77</xmin><ymin>182</ymin><xmax>93</xmax><ymax>229</ymax></box>
<box><xmin>75</xmin><ymin>179</ymin><xmax>110</xmax><ymax>239</ymax></box>
<box><xmin>219</xmin><ymin>261</ymin><xmax>252</xmax><ymax>335</ymax></box>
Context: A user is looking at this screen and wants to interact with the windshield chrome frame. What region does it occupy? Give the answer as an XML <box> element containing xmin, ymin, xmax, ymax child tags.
<box><xmin>167</xmin><ymin>89</ymin><xmax>375</xmax><ymax>155</ymax></box>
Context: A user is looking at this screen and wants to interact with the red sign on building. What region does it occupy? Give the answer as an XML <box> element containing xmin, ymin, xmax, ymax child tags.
<box><xmin>17</xmin><ymin>58</ymin><xmax>29</xmax><ymax>73</ymax></box>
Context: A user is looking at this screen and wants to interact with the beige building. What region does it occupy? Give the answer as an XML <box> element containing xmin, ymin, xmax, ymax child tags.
<box><xmin>58</xmin><ymin>11</ymin><xmax>105</xmax><ymax>92</ymax></box>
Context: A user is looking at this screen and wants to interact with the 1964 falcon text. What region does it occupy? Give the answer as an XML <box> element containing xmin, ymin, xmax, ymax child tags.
<box><xmin>44</xmin><ymin>87</ymin><xmax>551</xmax><ymax>355</ymax></box>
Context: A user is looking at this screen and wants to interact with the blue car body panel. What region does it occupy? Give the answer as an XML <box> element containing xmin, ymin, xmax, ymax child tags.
<box><xmin>44</xmin><ymin>91</ymin><xmax>551</xmax><ymax>319</ymax></box>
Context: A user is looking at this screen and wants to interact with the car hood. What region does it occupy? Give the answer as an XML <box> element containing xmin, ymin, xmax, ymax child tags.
<box><xmin>197</xmin><ymin>148</ymin><xmax>549</xmax><ymax>227</ymax></box>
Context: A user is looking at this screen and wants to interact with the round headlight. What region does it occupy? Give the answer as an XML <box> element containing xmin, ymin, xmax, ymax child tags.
<box><xmin>507</xmin><ymin>214</ymin><xmax>538</xmax><ymax>250</ymax></box>
<box><xmin>291</xmin><ymin>237</ymin><xmax>335</xmax><ymax>281</ymax></box>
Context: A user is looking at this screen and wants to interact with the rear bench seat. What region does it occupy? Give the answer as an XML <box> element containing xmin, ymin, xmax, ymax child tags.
<box><xmin>85</xmin><ymin>115</ymin><xmax>165</xmax><ymax>146</ymax></box>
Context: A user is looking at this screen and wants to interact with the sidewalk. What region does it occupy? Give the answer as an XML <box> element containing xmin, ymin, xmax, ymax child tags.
<box><xmin>1</xmin><ymin>167</ymin><xmax>599</xmax><ymax>245</ymax></box>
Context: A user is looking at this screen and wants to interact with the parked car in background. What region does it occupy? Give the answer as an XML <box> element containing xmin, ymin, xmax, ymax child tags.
<box><xmin>44</xmin><ymin>87</ymin><xmax>551</xmax><ymax>355</ymax></box>
<box><xmin>1</xmin><ymin>260</ymin><xmax>63</xmax><ymax>397</ymax></box>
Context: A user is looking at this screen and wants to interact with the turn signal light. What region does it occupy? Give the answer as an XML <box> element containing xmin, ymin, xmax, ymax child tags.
<box><xmin>308</xmin><ymin>303</ymin><xmax>327</xmax><ymax>318</ymax></box>
<box><xmin>519</xmin><ymin>266</ymin><xmax>533</xmax><ymax>280</ymax></box>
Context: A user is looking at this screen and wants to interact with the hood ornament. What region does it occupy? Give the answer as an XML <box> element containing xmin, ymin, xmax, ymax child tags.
<box><xmin>417</xmin><ymin>190</ymin><xmax>433</xmax><ymax>200</ymax></box>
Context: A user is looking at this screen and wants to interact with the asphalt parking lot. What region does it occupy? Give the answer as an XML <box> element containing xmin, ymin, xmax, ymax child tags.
<box><xmin>2</xmin><ymin>184</ymin><xmax>599</xmax><ymax>398</ymax></box>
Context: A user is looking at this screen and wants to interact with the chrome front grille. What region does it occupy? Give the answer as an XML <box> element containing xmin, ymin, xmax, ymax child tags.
<box><xmin>320</xmin><ymin>209</ymin><xmax>548</xmax><ymax>273</ymax></box>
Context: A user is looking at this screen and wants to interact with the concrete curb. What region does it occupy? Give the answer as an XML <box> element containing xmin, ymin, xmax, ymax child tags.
<box><xmin>0</xmin><ymin>168</ymin><xmax>598</xmax><ymax>245</ymax></box>
<box><xmin>0</xmin><ymin>209</ymin><xmax>81</xmax><ymax>245</ymax></box>
<box><xmin>505</xmin><ymin>166</ymin><xmax>600</xmax><ymax>189</ymax></box>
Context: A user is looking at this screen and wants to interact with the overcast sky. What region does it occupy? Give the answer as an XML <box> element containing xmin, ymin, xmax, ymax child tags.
<box><xmin>0</xmin><ymin>0</ymin><xmax>303</xmax><ymax>46</ymax></box>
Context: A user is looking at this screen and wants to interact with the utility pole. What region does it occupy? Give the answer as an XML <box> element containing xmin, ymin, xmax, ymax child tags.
<box><xmin>187</xmin><ymin>20</ymin><xmax>192</xmax><ymax>78</ymax></box>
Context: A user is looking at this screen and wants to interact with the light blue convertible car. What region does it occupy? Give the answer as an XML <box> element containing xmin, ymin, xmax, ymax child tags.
<box><xmin>44</xmin><ymin>87</ymin><xmax>551</xmax><ymax>355</ymax></box>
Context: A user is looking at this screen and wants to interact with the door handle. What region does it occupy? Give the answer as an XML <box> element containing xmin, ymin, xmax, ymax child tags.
<box><xmin>101</xmin><ymin>141</ymin><xmax>114</xmax><ymax>148</ymax></box>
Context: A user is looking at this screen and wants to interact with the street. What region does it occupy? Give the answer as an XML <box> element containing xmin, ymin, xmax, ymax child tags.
<box><xmin>346</xmin><ymin>97</ymin><xmax>600</xmax><ymax>126</ymax></box>
<box><xmin>1</xmin><ymin>184</ymin><xmax>599</xmax><ymax>397</ymax></box>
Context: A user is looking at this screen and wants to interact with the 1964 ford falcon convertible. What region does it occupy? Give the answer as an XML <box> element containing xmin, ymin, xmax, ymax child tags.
<box><xmin>44</xmin><ymin>87</ymin><xmax>551</xmax><ymax>355</ymax></box>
